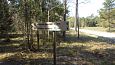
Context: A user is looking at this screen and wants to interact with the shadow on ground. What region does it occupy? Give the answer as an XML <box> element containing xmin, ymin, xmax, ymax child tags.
<box><xmin>0</xmin><ymin>40</ymin><xmax>24</xmax><ymax>53</ymax></box>
<box><xmin>0</xmin><ymin>33</ymin><xmax>115</xmax><ymax>65</ymax></box>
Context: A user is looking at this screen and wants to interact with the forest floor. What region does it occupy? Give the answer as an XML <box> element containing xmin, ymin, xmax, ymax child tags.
<box><xmin>0</xmin><ymin>31</ymin><xmax>115</xmax><ymax>65</ymax></box>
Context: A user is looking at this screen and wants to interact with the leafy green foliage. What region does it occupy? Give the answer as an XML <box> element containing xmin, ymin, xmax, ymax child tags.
<box><xmin>99</xmin><ymin>0</ymin><xmax>115</xmax><ymax>30</ymax></box>
<box><xmin>0</xmin><ymin>0</ymin><xmax>14</xmax><ymax>34</ymax></box>
<box><xmin>67</xmin><ymin>17</ymin><xmax>75</xmax><ymax>27</ymax></box>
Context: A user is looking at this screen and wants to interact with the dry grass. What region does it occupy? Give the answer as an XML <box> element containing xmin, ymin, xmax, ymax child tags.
<box><xmin>0</xmin><ymin>31</ymin><xmax>115</xmax><ymax>65</ymax></box>
<box><xmin>56</xmin><ymin>30</ymin><xmax>115</xmax><ymax>65</ymax></box>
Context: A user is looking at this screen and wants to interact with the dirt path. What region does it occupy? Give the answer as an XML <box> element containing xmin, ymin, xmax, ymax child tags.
<box><xmin>80</xmin><ymin>29</ymin><xmax>115</xmax><ymax>38</ymax></box>
<box><xmin>70</xmin><ymin>28</ymin><xmax>115</xmax><ymax>43</ymax></box>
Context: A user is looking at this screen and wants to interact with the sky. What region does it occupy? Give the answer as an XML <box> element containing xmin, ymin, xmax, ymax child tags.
<box><xmin>64</xmin><ymin>0</ymin><xmax>105</xmax><ymax>17</ymax></box>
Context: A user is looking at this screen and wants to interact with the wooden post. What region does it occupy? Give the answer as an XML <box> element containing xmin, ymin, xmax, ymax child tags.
<box><xmin>53</xmin><ymin>31</ymin><xmax>56</xmax><ymax>65</ymax></box>
<box><xmin>37</xmin><ymin>29</ymin><xmax>40</xmax><ymax>50</ymax></box>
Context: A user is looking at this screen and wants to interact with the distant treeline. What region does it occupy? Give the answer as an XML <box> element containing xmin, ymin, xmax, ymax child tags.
<box><xmin>68</xmin><ymin>0</ymin><xmax>115</xmax><ymax>31</ymax></box>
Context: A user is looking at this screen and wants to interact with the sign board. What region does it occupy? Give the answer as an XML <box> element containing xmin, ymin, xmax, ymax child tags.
<box><xmin>32</xmin><ymin>21</ymin><xmax>69</xmax><ymax>31</ymax></box>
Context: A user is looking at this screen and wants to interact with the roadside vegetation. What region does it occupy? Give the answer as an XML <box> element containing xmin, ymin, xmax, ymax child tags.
<box><xmin>68</xmin><ymin>0</ymin><xmax>115</xmax><ymax>32</ymax></box>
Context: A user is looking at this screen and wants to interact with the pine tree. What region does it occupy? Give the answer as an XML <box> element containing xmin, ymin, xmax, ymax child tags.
<box><xmin>0</xmin><ymin>0</ymin><xmax>14</xmax><ymax>42</ymax></box>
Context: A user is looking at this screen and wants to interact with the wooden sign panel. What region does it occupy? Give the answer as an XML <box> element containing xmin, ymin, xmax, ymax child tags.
<box><xmin>32</xmin><ymin>21</ymin><xmax>69</xmax><ymax>31</ymax></box>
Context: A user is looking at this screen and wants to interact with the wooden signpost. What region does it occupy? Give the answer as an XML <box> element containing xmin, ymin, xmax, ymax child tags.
<box><xmin>32</xmin><ymin>21</ymin><xmax>68</xmax><ymax>65</ymax></box>
<box><xmin>32</xmin><ymin>21</ymin><xmax>68</xmax><ymax>31</ymax></box>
